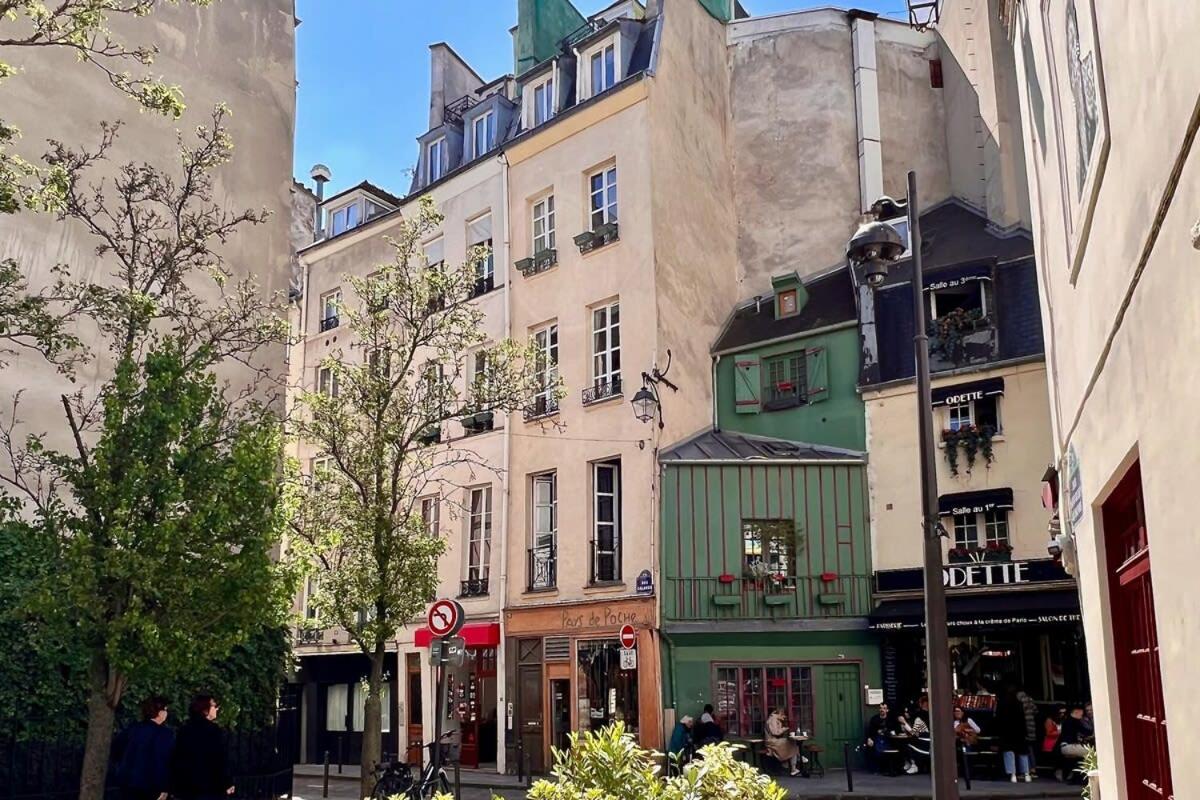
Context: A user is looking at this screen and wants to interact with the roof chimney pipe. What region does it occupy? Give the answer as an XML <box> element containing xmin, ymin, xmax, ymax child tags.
<box><xmin>310</xmin><ymin>163</ymin><xmax>331</xmax><ymax>240</ymax></box>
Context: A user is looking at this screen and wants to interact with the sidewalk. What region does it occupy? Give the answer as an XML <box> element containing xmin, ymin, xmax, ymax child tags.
<box><xmin>774</xmin><ymin>770</ymin><xmax>1081</xmax><ymax>799</ymax></box>
<box><xmin>293</xmin><ymin>762</ymin><xmax>526</xmax><ymax>789</ymax></box>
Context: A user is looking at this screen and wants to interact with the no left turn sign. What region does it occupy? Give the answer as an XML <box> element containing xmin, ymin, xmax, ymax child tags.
<box><xmin>427</xmin><ymin>598</ymin><xmax>465</xmax><ymax>638</ymax></box>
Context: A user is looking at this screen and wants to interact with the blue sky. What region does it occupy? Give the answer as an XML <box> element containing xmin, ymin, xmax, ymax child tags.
<box><xmin>294</xmin><ymin>0</ymin><xmax>907</xmax><ymax>197</ymax></box>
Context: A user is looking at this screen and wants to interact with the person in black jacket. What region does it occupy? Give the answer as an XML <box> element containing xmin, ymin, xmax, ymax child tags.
<box><xmin>170</xmin><ymin>694</ymin><xmax>234</xmax><ymax>800</ymax></box>
<box><xmin>114</xmin><ymin>696</ymin><xmax>175</xmax><ymax>800</ymax></box>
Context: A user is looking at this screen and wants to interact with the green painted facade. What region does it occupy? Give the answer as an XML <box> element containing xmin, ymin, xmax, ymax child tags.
<box><xmin>716</xmin><ymin>325</ymin><xmax>865</xmax><ymax>450</ymax></box>
<box><xmin>514</xmin><ymin>0</ymin><xmax>586</xmax><ymax>77</ymax></box>
<box><xmin>696</xmin><ymin>0</ymin><xmax>735</xmax><ymax>22</ymax></box>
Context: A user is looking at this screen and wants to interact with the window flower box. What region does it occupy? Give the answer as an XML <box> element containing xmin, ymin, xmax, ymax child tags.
<box><xmin>573</xmin><ymin>230</ymin><xmax>597</xmax><ymax>253</ymax></box>
<box><xmin>711</xmin><ymin>595</ymin><xmax>741</xmax><ymax>607</ymax></box>
<box><xmin>817</xmin><ymin>593</ymin><xmax>846</xmax><ymax>606</ymax></box>
<box><xmin>417</xmin><ymin>425</ymin><xmax>441</xmax><ymax>445</ymax></box>
<box><xmin>763</xmin><ymin>595</ymin><xmax>791</xmax><ymax>607</ymax></box>
<box><xmin>462</xmin><ymin>410</ymin><xmax>494</xmax><ymax>435</ymax></box>
<box><xmin>941</xmin><ymin>424</ymin><xmax>997</xmax><ymax>476</ymax></box>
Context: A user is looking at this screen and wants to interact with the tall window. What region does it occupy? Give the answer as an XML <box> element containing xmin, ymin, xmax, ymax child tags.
<box><xmin>428</xmin><ymin>137</ymin><xmax>446</xmax><ymax>182</ymax></box>
<box><xmin>591</xmin><ymin>301</ymin><xmax>620</xmax><ymax>393</ymax></box>
<box><xmin>947</xmin><ymin>399</ymin><xmax>972</xmax><ymax>431</ymax></box>
<box><xmin>953</xmin><ymin>509</ymin><xmax>1010</xmax><ymax>551</ymax></box>
<box><xmin>532</xmin><ymin>195</ymin><xmax>555</xmax><ymax>253</ymax></box>
<box><xmin>530</xmin><ymin>323</ymin><xmax>558</xmax><ymax>417</ymax></box>
<box><xmin>762</xmin><ymin>351</ymin><xmax>806</xmax><ymax>410</ymax></box>
<box><xmin>471</xmin><ymin>110</ymin><xmax>495</xmax><ymax>159</ymax></box>
<box><xmin>317</xmin><ymin>366</ymin><xmax>339</xmax><ymax>397</ymax></box>
<box><xmin>982</xmin><ymin>509</ymin><xmax>1009</xmax><ymax>548</ymax></box>
<box><xmin>467</xmin><ymin>487</ymin><xmax>492</xmax><ymax>582</ymax></box>
<box><xmin>329</xmin><ymin>204</ymin><xmax>359</xmax><ymax>236</ymax></box>
<box><xmin>320</xmin><ymin>289</ymin><xmax>341</xmax><ymax>331</ymax></box>
<box><xmin>741</xmin><ymin>519</ymin><xmax>795</xmax><ymax>576</ymax></box>
<box><xmin>953</xmin><ymin>512</ymin><xmax>979</xmax><ymax>549</ymax></box>
<box><xmin>589</xmin><ymin>42</ymin><xmax>616</xmax><ymax>96</ymax></box>
<box><xmin>592</xmin><ymin>461</ymin><xmax>621</xmax><ymax>583</ymax></box>
<box><xmin>471</xmin><ymin>238</ymin><xmax>494</xmax><ymax>297</ymax></box>
<box><xmin>715</xmin><ymin>665</ymin><xmax>814</xmax><ymax>739</ymax></box>
<box><xmin>304</xmin><ymin>576</ymin><xmax>318</xmax><ymax>620</ymax></box>
<box><xmin>420</xmin><ymin>496</ymin><xmax>440</xmax><ymax>536</ymax></box>
<box><xmin>533</xmin><ymin>77</ymin><xmax>555</xmax><ymax>125</ymax></box>
<box><xmin>470</xmin><ymin>349</ymin><xmax>491</xmax><ymax>406</ymax></box>
<box><xmin>530</xmin><ymin>473</ymin><xmax>557</xmax><ymax>590</ymax></box>
<box><xmin>588</xmin><ymin>166</ymin><xmax>618</xmax><ymax>229</ymax></box>
<box><xmin>326</xmin><ymin>684</ymin><xmax>348</xmax><ymax>732</ymax></box>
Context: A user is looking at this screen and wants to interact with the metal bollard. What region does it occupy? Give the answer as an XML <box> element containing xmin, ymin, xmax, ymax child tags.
<box><xmin>959</xmin><ymin>746</ymin><xmax>972</xmax><ymax>790</ymax></box>
<box><xmin>524</xmin><ymin>751</ymin><xmax>532</xmax><ymax>788</ymax></box>
<box><xmin>322</xmin><ymin>750</ymin><xmax>330</xmax><ymax>799</ymax></box>
<box><xmin>843</xmin><ymin>743</ymin><xmax>853</xmax><ymax>792</ymax></box>
<box><xmin>453</xmin><ymin>761</ymin><xmax>461</xmax><ymax>799</ymax></box>
<box><xmin>515</xmin><ymin>739</ymin><xmax>524</xmax><ymax>782</ymax></box>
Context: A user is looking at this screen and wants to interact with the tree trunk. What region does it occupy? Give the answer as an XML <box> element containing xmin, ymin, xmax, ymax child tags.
<box><xmin>78</xmin><ymin>656</ymin><xmax>120</xmax><ymax>800</ymax></box>
<box><xmin>359</xmin><ymin>646</ymin><xmax>386</xmax><ymax>798</ymax></box>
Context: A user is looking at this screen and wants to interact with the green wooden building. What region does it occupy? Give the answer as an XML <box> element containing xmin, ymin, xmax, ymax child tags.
<box><xmin>659</xmin><ymin>268</ymin><xmax>877</xmax><ymax>766</ymax></box>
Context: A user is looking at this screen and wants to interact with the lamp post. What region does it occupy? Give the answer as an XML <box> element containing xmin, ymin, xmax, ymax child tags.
<box><xmin>847</xmin><ymin>170</ymin><xmax>959</xmax><ymax>800</ymax></box>
<box><xmin>631</xmin><ymin>349</ymin><xmax>679</xmax><ymax>428</ymax></box>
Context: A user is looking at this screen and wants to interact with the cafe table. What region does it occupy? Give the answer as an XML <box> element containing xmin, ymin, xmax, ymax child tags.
<box><xmin>788</xmin><ymin>734</ymin><xmax>811</xmax><ymax>777</ymax></box>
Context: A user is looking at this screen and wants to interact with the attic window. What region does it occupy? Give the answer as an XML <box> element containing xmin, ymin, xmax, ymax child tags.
<box><xmin>329</xmin><ymin>203</ymin><xmax>360</xmax><ymax>236</ymax></box>
<box><xmin>778</xmin><ymin>289</ymin><xmax>799</xmax><ymax>317</ymax></box>
<box><xmin>531</xmin><ymin>75</ymin><xmax>555</xmax><ymax>127</ymax></box>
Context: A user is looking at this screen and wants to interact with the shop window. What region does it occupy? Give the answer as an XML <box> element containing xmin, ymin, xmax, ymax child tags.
<box><xmin>352</xmin><ymin>682</ymin><xmax>390</xmax><ymax>733</ymax></box>
<box><xmin>762</xmin><ymin>351</ymin><xmax>807</xmax><ymax>410</ymax></box>
<box><xmin>714</xmin><ymin>664</ymin><xmax>814</xmax><ymax>738</ymax></box>
<box><xmin>576</xmin><ymin>639</ymin><xmax>638</xmax><ymax>736</ymax></box>
<box><xmin>742</xmin><ymin>519</ymin><xmax>795</xmax><ymax>577</ymax></box>
<box><xmin>325</xmin><ymin>684</ymin><xmax>348</xmax><ymax>732</ymax></box>
<box><xmin>591</xmin><ymin>460</ymin><xmax>621</xmax><ymax>584</ymax></box>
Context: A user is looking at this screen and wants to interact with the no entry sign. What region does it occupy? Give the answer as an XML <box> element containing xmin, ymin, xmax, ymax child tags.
<box><xmin>619</xmin><ymin>624</ymin><xmax>637</xmax><ymax>649</ymax></box>
<box><xmin>427</xmin><ymin>598</ymin><xmax>465</xmax><ymax>639</ymax></box>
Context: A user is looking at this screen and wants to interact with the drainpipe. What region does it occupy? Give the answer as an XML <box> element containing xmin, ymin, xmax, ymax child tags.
<box><xmin>496</xmin><ymin>149</ymin><xmax>512</xmax><ymax>777</ymax></box>
<box><xmin>711</xmin><ymin>355</ymin><xmax>721</xmax><ymax>431</ymax></box>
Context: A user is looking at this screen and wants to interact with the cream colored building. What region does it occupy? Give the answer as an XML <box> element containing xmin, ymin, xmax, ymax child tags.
<box><xmin>995</xmin><ymin>0</ymin><xmax>1200</xmax><ymax>795</ymax></box>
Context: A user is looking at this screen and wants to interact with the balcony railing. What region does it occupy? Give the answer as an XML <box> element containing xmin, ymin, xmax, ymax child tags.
<box><xmin>459</xmin><ymin>577</ymin><xmax>489</xmax><ymax>598</ymax></box>
<box><xmin>468</xmin><ymin>275</ymin><xmax>495</xmax><ymax>300</ymax></box>
<box><xmin>582</xmin><ymin>376</ymin><xmax>622</xmax><ymax>406</ymax></box>
<box><xmin>523</xmin><ymin>394</ymin><xmax>559</xmax><ymax>421</ymax></box>
<box><xmin>662</xmin><ymin>575</ymin><xmax>873</xmax><ymax>622</ymax></box>
<box><xmin>296</xmin><ymin>627</ymin><xmax>325</xmax><ymax>645</ymax></box>
<box><xmin>573</xmin><ymin>222</ymin><xmax>619</xmax><ymax>254</ymax></box>
<box><xmin>515</xmin><ymin>249</ymin><xmax>557</xmax><ymax>278</ymax></box>
<box><xmin>528</xmin><ymin>545</ymin><xmax>557</xmax><ymax>591</ymax></box>
<box><xmin>927</xmin><ymin>314</ymin><xmax>997</xmax><ymax>371</ymax></box>
<box><xmin>461</xmin><ymin>410</ymin><xmax>494</xmax><ymax>436</ymax></box>
<box><xmin>319</xmin><ymin>315</ymin><xmax>339</xmax><ymax>332</ymax></box>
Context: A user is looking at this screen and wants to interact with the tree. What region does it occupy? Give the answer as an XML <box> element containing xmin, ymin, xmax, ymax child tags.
<box><xmin>0</xmin><ymin>110</ymin><xmax>293</xmax><ymax>800</ymax></box>
<box><xmin>289</xmin><ymin>196</ymin><xmax>556</xmax><ymax>795</ymax></box>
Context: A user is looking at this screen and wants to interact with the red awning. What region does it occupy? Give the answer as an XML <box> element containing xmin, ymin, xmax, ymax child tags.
<box><xmin>414</xmin><ymin>622</ymin><xmax>500</xmax><ymax>648</ymax></box>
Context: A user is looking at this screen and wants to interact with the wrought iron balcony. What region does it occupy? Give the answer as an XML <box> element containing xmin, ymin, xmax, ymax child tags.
<box><xmin>443</xmin><ymin>94</ymin><xmax>477</xmax><ymax>126</ymax></box>
<box><xmin>528</xmin><ymin>545</ymin><xmax>557</xmax><ymax>591</ymax></box>
<box><xmin>319</xmin><ymin>315</ymin><xmax>339</xmax><ymax>332</ymax></box>
<box><xmin>573</xmin><ymin>222</ymin><xmax>619</xmax><ymax>254</ymax></box>
<box><xmin>461</xmin><ymin>410</ymin><xmax>495</xmax><ymax>436</ymax></box>
<box><xmin>582</xmin><ymin>376</ymin><xmax>622</xmax><ymax>406</ymax></box>
<box><xmin>468</xmin><ymin>275</ymin><xmax>495</xmax><ymax>299</ymax></box>
<box><xmin>515</xmin><ymin>249</ymin><xmax>557</xmax><ymax>278</ymax></box>
<box><xmin>523</xmin><ymin>394</ymin><xmax>559</xmax><ymax>421</ymax></box>
<box><xmin>459</xmin><ymin>577</ymin><xmax>489</xmax><ymax>598</ymax></box>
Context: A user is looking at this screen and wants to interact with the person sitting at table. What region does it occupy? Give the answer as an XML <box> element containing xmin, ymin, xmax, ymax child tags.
<box><xmin>1056</xmin><ymin>705</ymin><xmax>1091</xmax><ymax>784</ymax></box>
<box><xmin>897</xmin><ymin>700</ymin><xmax>930</xmax><ymax>775</ymax></box>
<box><xmin>695</xmin><ymin>704</ymin><xmax>723</xmax><ymax>746</ymax></box>
<box><xmin>765</xmin><ymin>708</ymin><xmax>803</xmax><ymax>776</ymax></box>
<box><xmin>953</xmin><ymin>706</ymin><xmax>981</xmax><ymax>751</ymax></box>
<box><xmin>864</xmin><ymin>702</ymin><xmax>900</xmax><ymax>773</ymax></box>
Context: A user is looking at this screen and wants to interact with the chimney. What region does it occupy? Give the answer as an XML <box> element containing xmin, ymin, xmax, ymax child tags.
<box><xmin>309</xmin><ymin>163</ymin><xmax>331</xmax><ymax>241</ymax></box>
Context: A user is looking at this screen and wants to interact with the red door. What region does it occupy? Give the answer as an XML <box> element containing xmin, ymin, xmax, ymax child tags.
<box><xmin>1103</xmin><ymin>463</ymin><xmax>1173</xmax><ymax>799</ymax></box>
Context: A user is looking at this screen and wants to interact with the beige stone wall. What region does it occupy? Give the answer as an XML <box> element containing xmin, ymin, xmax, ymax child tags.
<box><xmin>1006</xmin><ymin>0</ymin><xmax>1200</xmax><ymax>794</ymax></box>
<box><xmin>0</xmin><ymin>0</ymin><xmax>297</xmax><ymax>451</ymax></box>
<box><xmin>865</xmin><ymin>362</ymin><xmax>1053</xmax><ymax>571</ymax></box>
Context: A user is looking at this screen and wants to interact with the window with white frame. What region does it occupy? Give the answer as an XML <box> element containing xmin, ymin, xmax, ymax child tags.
<box><xmin>945</xmin><ymin>395</ymin><xmax>1000</xmax><ymax>432</ymax></box>
<box><xmin>467</xmin><ymin>486</ymin><xmax>492</xmax><ymax>581</ymax></box>
<box><xmin>530</xmin><ymin>473</ymin><xmax>557</xmax><ymax>590</ymax></box>
<box><xmin>428</xmin><ymin>137</ymin><xmax>446</xmax><ymax>182</ymax></box>
<box><xmin>588</xmin><ymin>41</ymin><xmax>616</xmax><ymax>97</ymax></box>
<box><xmin>532</xmin><ymin>195</ymin><xmax>555</xmax><ymax>253</ymax></box>
<box><xmin>530</xmin><ymin>323</ymin><xmax>558</xmax><ymax>416</ymax></box>
<box><xmin>591</xmin><ymin>301</ymin><xmax>620</xmax><ymax>392</ymax></box>
<box><xmin>588</xmin><ymin>166</ymin><xmax>617</xmax><ymax>230</ymax></box>
<box><xmin>592</xmin><ymin>460</ymin><xmax>621</xmax><ymax>583</ymax></box>
<box><xmin>953</xmin><ymin>508</ymin><xmax>1010</xmax><ymax>551</ymax></box>
<box><xmin>420</xmin><ymin>495</ymin><xmax>440</xmax><ymax>537</ymax></box>
<box><xmin>320</xmin><ymin>289</ymin><xmax>341</xmax><ymax>331</ymax></box>
<box><xmin>952</xmin><ymin>512</ymin><xmax>979</xmax><ymax>550</ymax></box>
<box><xmin>471</xmin><ymin>110</ymin><xmax>495</xmax><ymax>159</ymax></box>
<box><xmin>532</xmin><ymin>76</ymin><xmax>555</xmax><ymax>126</ymax></box>
<box><xmin>317</xmin><ymin>365</ymin><xmax>339</xmax><ymax>397</ymax></box>
<box><xmin>329</xmin><ymin>203</ymin><xmax>360</xmax><ymax>236</ymax></box>
<box><xmin>982</xmin><ymin>509</ymin><xmax>1010</xmax><ymax>548</ymax></box>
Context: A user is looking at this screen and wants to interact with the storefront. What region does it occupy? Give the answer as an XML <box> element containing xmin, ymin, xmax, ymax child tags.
<box><xmin>869</xmin><ymin>558</ymin><xmax>1089</xmax><ymax>709</ymax></box>
<box><xmin>293</xmin><ymin>650</ymin><xmax>400</xmax><ymax>765</ymax></box>
<box><xmin>503</xmin><ymin>598</ymin><xmax>660</xmax><ymax>774</ymax></box>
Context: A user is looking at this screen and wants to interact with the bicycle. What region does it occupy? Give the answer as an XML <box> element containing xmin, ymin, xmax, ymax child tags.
<box><xmin>370</xmin><ymin>733</ymin><xmax>454</xmax><ymax>800</ymax></box>
<box><xmin>369</xmin><ymin>758</ymin><xmax>415</xmax><ymax>800</ymax></box>
<box><xmin>407</xmin><ymin>733</ymin><xmax>454</xmax><ymax>799</ymax></box>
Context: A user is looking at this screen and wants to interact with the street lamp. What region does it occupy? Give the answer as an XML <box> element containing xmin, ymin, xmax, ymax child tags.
<box><xmin>631</xmin><ymin>349</ymin><xmax>679</xmax><ymax>429</ymax></box>
<box><xmin>847</xmin><ymin>170</ymin><xmax>960</xmax><ymax>800</ymax></box>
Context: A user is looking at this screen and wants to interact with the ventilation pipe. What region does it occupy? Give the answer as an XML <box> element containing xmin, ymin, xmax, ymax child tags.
<box><xmin>310</xmin><ymin>163</ymin><xmax>331</xmax><ymax>241</ymax></box>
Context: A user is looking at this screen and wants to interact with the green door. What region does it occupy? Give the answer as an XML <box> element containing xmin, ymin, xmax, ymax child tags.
<box><xmin>817</xmin><ymin>664</ymin><xmax>862</xmax><ymax>768</ymax></box>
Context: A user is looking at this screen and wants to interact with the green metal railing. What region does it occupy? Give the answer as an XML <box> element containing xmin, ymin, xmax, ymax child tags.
<box><xmin>663</xmin><ymin>574</ymin><xmax>872</xmax><ymax>621</ymax></box>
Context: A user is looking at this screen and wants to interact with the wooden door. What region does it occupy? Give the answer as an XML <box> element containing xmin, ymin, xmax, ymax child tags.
<box><xmin>1104</xmin><ymin>463</ymin><xmax>1173</xmax><ymax>800</ymax></box>
<box><xmin>518</xmin><ymin>664</ymin><xmax>545</xmax><ymax>773</ymax></box>
<box><xmin>405</xmin><ymin>654</ymin><xmax>423</xmax><ymax>765</ymax></box>
<box><xmin>818</xmin><ymin>664</ymin><xmax>861</xmax><ymax>768</ymax></box>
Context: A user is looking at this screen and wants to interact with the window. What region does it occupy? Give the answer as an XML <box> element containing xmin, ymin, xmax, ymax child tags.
<box><xmin>420</xmin><ymin>496</ymin><xmax>440</xmax><ymax>536</ymax></box>
<box><xmin>428</xmin><ymin>137</ymin><xmax>446</xmax><ymax>182</ymax></box>
<box><xmin>471</xmin><ymin>110</ymin><xmax>495</xmax><ymax>159</ymax></box>
<box><xmin>577</xmin><ymin>639</ymin><xmax>638</xmax><ymax>735</ymax></box>
<box><xmin>588</xmin><ymin>166</ymin><xmax>617</xmax><ymax>230</ymax></box>
<box><xmin>532</xmin><ymin>77</ymin><xmax>555</xmax><ymax>125</ymax></box>
<box><xmin>469</xmin><ymin>349</ymin><xmax>491</xmax><ymax>405</ymax></box>
<box><xmin>983</xmin><ymin>509</ymin><xmax>1009</xmax><ymax>548</ymax></box>
<box><xmin>532</xmin><ymin>195</ymin><xmax>556</xmax><ymax>253</ymax></box>
<box><xmin>317</xmin><ymin>366</ymin><xmax>339</xmax><ymax>397</ymax></box>
<box><xmin>320</xmin><ymin>290</ymin><xmax>341</xmax><ymax>332</ymax></box>
<box><xmin>953</xmin><ymin>512</ymin><xmax>979</xmax><ymax>549</ymax></box>
<box><xmin>953</xmin><ymin>508</ymin><xmax>1010</xmax><ymax>553</ymax></box>
<box><xmin>742</xmin><ymin>519</ymin><xmax>794</xmax><ymax>576</ymax></box>
<box><xmin>589</xmin><ymin>42</ymin><xmax>616</xmax><ymax>96</ymax></box>
<box><xmin>778</xmin><ymin>289</ymin><xmax>799</xmax><ymax>317</ymax></box>
<box><xmin>304</xmin><ymin>576</ymin><xmax>318</xmax><ymax>620</ymax></box>
<box><xmin>930</xmin><ymin>280</ymin><xmax>990</xmax><ymax>320</ymax></box>
<box><xmin>590</xmin><ymin>301</ymin><xmax>621</xmax><ymax>395</ymax></box>
<box><xmin>366</xmin><ymin>200</ymin><xmax>388</xmax><ymax>221</ymax></box>
<box><xmin>352</xmin><ymin>682</ymin><xmax>390</xmax><ymax>733</ymax></box>
<box><xmin>946</xmin><ymin>395</ymin><xmax>1000</xmax><ymax>432</ymax></box>
<box><xmin>471</xmin><ymin>238</ymin><xmax>494</xmax><ymax>297</ymax></box>
<box><xmin>762</xmin><ymin>351</ymin><xmax>806</xmax><ymax>411</ymax></box>
<box><xmin>714</xmin><ymin>665</ymin><xmax>814</xmax><ymax>739</ymax></box>
<box><xmin>467</xmin><ymin>487</ymin><xmax>492</xmax><ymax>582</ymax></box>
<box><xmin>530</xmin><ymin>473</ymin><xmax>556</xmax><ymax>590</ymax></box>
<box><xmin>592</xmin><ymin>461</ymin><xmax>621</xmax><ymax>583</ymax></box>
<box><xmin>329</xmin><ymin>204</ymin><xmax>360</xmax><ymax>236</ymax></box>
<box><xmin>529</xmin><ymin>323</ymin><xmax>558</xmax><ymax>418</ymax></box>
<box><xmin>421</xmin><ymin>361</ymin><xmax>446</xmax><ymax>415</ymax></box>
<box><xmin>325</xmin><ymin>684</ymin><xmax>348</xmax><ymax>732</ymax></box>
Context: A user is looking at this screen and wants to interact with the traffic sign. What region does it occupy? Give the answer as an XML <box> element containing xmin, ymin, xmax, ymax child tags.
<box><xmin>429</xmin><ymin>636</ymin><xmax>467</xmax><ymax>666</ymax></box>
<box><xmin>619</xmin><ymin>624</ymin><xmax>637</xmax><ymax>649</ymax></box>
<box><xmin>620</xmin><ymin>648</ymin><xmax>637</xmax><ymax>671</ymax></box>
<box><xmin>427</xmin><ymin>598</ymin><xmax>465</xmax><ymax>638</ymax></box>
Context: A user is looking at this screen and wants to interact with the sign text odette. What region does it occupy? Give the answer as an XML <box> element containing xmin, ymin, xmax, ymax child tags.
<box><xmin>943</xmin><ymin>561</ymin><xmax>1028</xmax><ymax>589</ymax></box>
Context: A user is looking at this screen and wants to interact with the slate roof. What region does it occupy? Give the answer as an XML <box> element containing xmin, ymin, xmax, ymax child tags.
<box><xmin>320</xmin><ymin>180</ymin><xmax>404</xmax><ymax>209</ymax></box>
<box><xmin>712</xmin><ymin>266</ymin><xmax>857</xmax><ymax>355</ymax></box>
<box><xmin>660</xmin><ymin>428</ymin><xmax>865</xmax><ymax>463</ymax></box>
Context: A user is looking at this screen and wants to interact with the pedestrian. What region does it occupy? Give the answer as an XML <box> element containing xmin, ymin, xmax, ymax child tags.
<box><xmin>1017</xmin><ymin>686</ymin><xmax>1040</xmax><ymax>778</ymax></box>
<box><xmin>996</xmin><ymin>685</ymin><xmax>1032</xmax><ymax>782</ymax></box>
<box><xmin>764</xmin><ymin>708</ymin><xmax>803</xmax><ymax>776</ymax></box>
<box><xmin>694</xmin><ymin>704</ymin><xmax>723</xmax><ymax>746</ymax></box>
<box><xmin>114</xmin><ymin>696</ymin><xmax>174</xmax><ymax>800</ymax></box>
<box><xmin>667</xmin><ymin>714</ymin><xmax>694</xmax><ymax>769</ymax></box>
<box><xmin>170</xmin><ymin>694</ymin><xmax>234</xmax><ymax>800</ymax></box>
<box><xmin>864</xmin><ymin>702</ymin><xmax>898</xmax><ymax>772</ymax></box>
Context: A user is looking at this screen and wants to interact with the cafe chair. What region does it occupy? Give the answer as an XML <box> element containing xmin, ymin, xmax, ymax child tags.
<box><xmin>802</xmin><ymin>743</ymin><xmax>825</xmax><ymax>778</ymax></box>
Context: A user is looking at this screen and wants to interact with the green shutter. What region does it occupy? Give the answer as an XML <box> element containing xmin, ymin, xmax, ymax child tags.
<box><xmin>733</xmin><ymin>354</ymin><xmax>761</xmax><ymax>414</ymax></box>
<box><xmin>806</xmin><ymin>346</ymin><xmax>828</xmax><ymax>404</ymax></box>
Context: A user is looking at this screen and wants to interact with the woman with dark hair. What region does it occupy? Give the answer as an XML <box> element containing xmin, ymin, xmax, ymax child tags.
<box><xmin>114</xmin><ymin>696</ymin><xmax>174</xmax><ymax>800</ymax></box>
<box><xmin>170</xmin><ymin>694</ymin><xmax>234</xmax><ymax>800</ymax></box>
<box><xmin>997</xmin><ymin>686</ymin><xmax>1032</xmax><ymax>782</ymax></box>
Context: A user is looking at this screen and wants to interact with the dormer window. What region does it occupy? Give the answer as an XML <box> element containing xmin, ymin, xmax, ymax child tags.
<box><xmin>329</xmin><ymin>203</ymin><xmax>360</xmax><ymax>236</ymax></box>
<box><xmin>428</xmin><ymin>137</ymin><xmax>447</xmax><ymax>182</ymax></box>
<box><xmin>471</xmin><ymin>110</ymin><xmax>496</xmax><ymax>159</ymax></box>
<box><xmin>532</xmin><ymin>76</ymin><xmax>555</xmax><ymax>127</ymax></box>
<box><xmin>589</xmin><ymin>42</ymin><xmax>616</xmax><ymax>96</ymax></box>
<box><xmin>778</xmin><ymin>290</ymin><xmax>798</xmax><ymax>317</ymax></box>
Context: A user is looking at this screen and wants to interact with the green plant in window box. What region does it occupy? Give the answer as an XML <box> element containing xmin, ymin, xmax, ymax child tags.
<box><xmin>928</xmin><ymin>308</ymin><xmax>988</xmax><ymax>363</ymax></box>
<box><xmin>940</xmin><ymin>425</ymin><xmax>997</xmax><ymax>476</ymax></box>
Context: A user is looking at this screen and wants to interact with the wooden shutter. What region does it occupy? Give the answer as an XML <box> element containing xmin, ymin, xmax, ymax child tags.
<box><xmin>806</xmin><ymin>346</ymin><xmax>828</xmax><ymax>403</ymax></box>
<box><xmin>733</xmin><ymin>354</ymin><xmax>761</xmax><ymax>414</ymax></box>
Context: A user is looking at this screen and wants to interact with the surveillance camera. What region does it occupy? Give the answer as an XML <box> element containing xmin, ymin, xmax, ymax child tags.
<box><xmin>863</xmin><ymin>262</ymin><xmax>889</xmax><ymax>288</ymax></box>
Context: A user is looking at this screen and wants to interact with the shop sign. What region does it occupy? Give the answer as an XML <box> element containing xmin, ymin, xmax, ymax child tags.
<box><xmin>620</xmin><ymin>648</ymin><xmax>637</xmax><ymax>671</ymax></box>
<box><xmin>876</xmin><ymin>558</ymin><xmax>1070</xmax><ymax>593</ymax></box>
<box><xmin>1067</xmin><ymin>444</ymin><xmax>1084</xmax><ymax>528</ymax></box>
<box><xmin>944</xmin><ymin>560</ymin><xmax>1028</xmax><ymax>588</ymax></box>
<box><xmin>559</xmin><ymin>605</ymin><xmax>647</xmax><ymax>632</ymax></box>
<box><xmin>869</xmin><ymin>611</ymin><xmax>1082</xmax><ymax>631</ymax></box>
<box><xmin>635</xmin><ymin>569</ymin><xmax>654</xmax><ymax>596</ymax></box>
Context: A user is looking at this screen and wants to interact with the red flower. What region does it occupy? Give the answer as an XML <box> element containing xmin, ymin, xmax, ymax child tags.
<box><xmin>718</xmin><ymin>573</ymin><xmax>735</xmax><ymax>585</ymax></box>
<box><xmin>820</xmin><ymin>571</ymin><xmax>838</xmax><ymax>583</ymax></box>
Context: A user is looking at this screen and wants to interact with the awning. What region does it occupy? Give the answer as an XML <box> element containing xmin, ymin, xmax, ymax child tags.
<box><xmin>414</xmin><ymin>622</ymin><xmax>500</xmax><ymax>648</ymax></box>
<box><xmin>938</xmin><ymin>488</ymin><xmax>1014</xmax><ymax>516</ymax></box>
<box><xmin>923</xmin><ymin>263</ymin><xmax>992</xmax><ymax>292</ymax></box>
<box><xmin>931</xmin><ymin>377</ymin><xmax>1004</xmax><ymax>407</ymax></box>
<box><xmin>868</xmin><ymin>590</ymin><xmax>1081</xmax><ymax>631</ymax></box>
